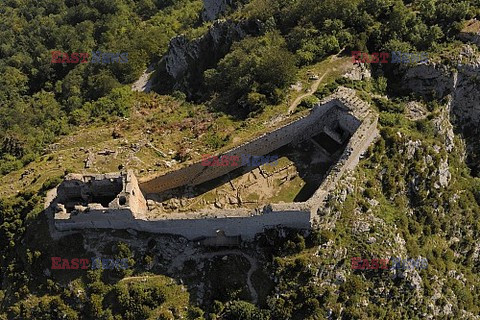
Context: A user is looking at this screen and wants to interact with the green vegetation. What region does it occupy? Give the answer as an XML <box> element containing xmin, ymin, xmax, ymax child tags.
<box><xmin>1</xmin><ymin>0</ymin><xmax>480</xmax><ymax>319</ymax></box>
<box><xmin>205</xmin><ymin>32</ymin><xmax>297</xmax><ymax>116</ymax></box>
<box><xmin>297</xmin><ymin>95</ymin><xmax>320</xmax><ymax>111</ymax></box>
<box><xmin>0</xmin><ymin>0</ymin><xmax>203</xmax><ymax>175</ymax></box>
<box><xmin>194</xmin><ymin>0</ymin><xmax>478</xmax><ymax>116</ymax></box>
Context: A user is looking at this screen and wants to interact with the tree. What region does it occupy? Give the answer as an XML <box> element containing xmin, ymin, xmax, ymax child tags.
<box><xmin>221</xmin><ymin>301</ymin><xmax>270</xmax><ymax>320</ymax></box>
<box><xmin>206</xmin><ymin>32</ymin><xmax>297</xmax><ymax>116</ymax></box>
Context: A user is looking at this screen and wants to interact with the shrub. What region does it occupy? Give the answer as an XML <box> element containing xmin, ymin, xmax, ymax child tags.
<box><xmin>222</xmin><ymin>301</ymin><xmax>270</xmax><ymax>320</ymax></box>
<box><xmin>373</xmin><ymin>97</ymin><xmax>404</xmax><ymax>113</ymax></box>
<box><xmin>203</xmin><ymin>132</ymin><xmax>228</xmax><ymax>150</ymax></box>
<box><xmin>299</xmin><ymin>95</ymin><xmax>320</xmax><ymax>110</ymax></box>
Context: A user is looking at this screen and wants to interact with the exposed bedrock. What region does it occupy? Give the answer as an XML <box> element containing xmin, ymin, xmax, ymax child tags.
<box><xmin>400</xmin><ymin>46</ymin><xmax>480</xmax><ymax>176</ymax></box>
<box><xmin>202</xmin><ymin>0</ymin><xmax>237</xmax><ymax>21</ymax></box>
<box><xmin>153</xmin><ymin>19</ymin><xmax>263</xmax><ymax>100</ymax></box>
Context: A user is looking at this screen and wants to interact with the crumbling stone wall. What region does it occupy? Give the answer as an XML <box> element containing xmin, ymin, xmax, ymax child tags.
<box><xmin>140</xmin><ymin>100</ymin><xmax>361</xmax><ymax>195</ymax></box>
<box><xmin>52</xmin><ymin>171</ymin><xmax>147</xmax><ymax>223</ymax></box>
<box><xmin>55</xmin><ymin>204</ymin><xmax>311</xmax><ymax>241</ymax></box>
<box><xmin>51</xmin><ymin>88</ymin><xmax>378</xmax><ymax>242</ymax></box>
<box><xmin>308</xmin><ymin>114</ymin><xmax>379</xmax><ymax>220</ymax></box>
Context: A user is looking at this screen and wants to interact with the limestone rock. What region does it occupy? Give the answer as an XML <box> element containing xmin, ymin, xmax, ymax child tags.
<box><xmin>405</xmin><ymin>101</ymin><xmax>428</xmax><ymax>120</ymax></box>
<box><xmin>404</xmin><ymin>140</ymin><xmax>422</xmax><ymax>161</ymax></box>
<box><xmin>401</xmin><ymin>46</ymin><xmax>480</xmax><ymax>175</ymax></box>
<box><xmin>432</xmin><ymin>110</ymin><xmax>455</xmax><ymax>153</ymax></box>
<box><xmin>434</xmin><ymin>158</ymin><xmax>451</xmax><ymax>189</ymax></box>
<box><xmin>343</xmin><ymin>63</ymin><xmax>371</xmax><ymax>81</ymax></box>
<box><xmin>351</xmin><ymin>220</ymin><xmax>370</xmax><ymax>234</ymax></box>
<box><xmin>402</xmin><ymin>63</ymin><xmax>453</xmax><ymax>98</ymax></box>
<box><xmin>154</xmin><ymin>19</ymin><xmax>263</xmax><ymax>99</ymax></box>
<box><xmin>202</xmin><ymin>0</ymin><xmax>236</xmax><ymax>21</ymax></box>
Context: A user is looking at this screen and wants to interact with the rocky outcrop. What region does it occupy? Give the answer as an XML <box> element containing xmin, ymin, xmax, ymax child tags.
<box><xmin>202</xmin><ymin>0</ymin><xmax>236</xmax><ymax>21</ymax></box>
<box><xmin>401</xmin><ymin>45</ymin><xmax>480</xmax><ymax>176</ymax></box>
<box><xmin>154</xmin><ymin>19</ymin><xmax>263</xmax><ymax>100</ymax></box>
<box><xmin>343</xmin><ymin>63</ymin><xmax>371</xmax><ymax>81</ymax></box>
<box><xmin>402</xmin><ymin>63</ymin><xmax>453</xmax><ymax>99</ymax></box>
<box><xmin>458</xmin><ymin>19</ymin><xmax>480</xmax><ymax>47</ymax></box>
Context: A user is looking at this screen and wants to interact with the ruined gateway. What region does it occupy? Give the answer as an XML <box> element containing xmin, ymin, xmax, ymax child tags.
<box><xmin>47</xmin><ymin>88</ymin><xmax>378</xmax><ymax>242</ymax></box>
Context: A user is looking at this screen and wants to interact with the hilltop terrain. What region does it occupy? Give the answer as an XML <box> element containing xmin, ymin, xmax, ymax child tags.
<box><xmin>0</xmin><ymin>0</ymin><xmax>480</xmax><ymax>319</ymax></box>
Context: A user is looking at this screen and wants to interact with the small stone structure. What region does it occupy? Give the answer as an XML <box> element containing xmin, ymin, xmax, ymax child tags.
<box><xmin>47</xmin><ymin>88</ymin><xmax>378</xmax><ymax>241</ymax></box>
<box><xmin>51</xmin><ymin>171</ymin><xmax>147</xmax><ymax>229</ymax></box>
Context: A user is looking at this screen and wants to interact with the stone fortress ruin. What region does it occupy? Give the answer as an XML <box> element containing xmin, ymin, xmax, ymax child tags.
<box><xmin>47</xmin><ymin>87</ymin><xmax>378</xmax><ymax>242</ymax></box>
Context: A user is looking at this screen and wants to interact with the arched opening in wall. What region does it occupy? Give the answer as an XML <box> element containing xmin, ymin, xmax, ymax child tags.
<box><xmin>119</xmin><ymin>196</ymin><xmax>127</xmax><ymax>206</ymax></box>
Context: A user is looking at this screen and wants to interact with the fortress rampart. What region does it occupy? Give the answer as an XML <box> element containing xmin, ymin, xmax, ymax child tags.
<box><xmin>48</xmin><ymin>88</ymin><xmax>378</xmax><ymax>241</ymax></box>
<box><xmin>52</xmin><ymin>171</ymin><xmax>148</xmax><ymax>223</ymax></box>
<box><xmin>54</xmin><ymin>205</ymin><xmax>311</xmax><ymax>241</ymax></box>
<box><xmin>139</xmin><ymin>100</ymin><xmax>361</xmax><ymax>195</ymax></box>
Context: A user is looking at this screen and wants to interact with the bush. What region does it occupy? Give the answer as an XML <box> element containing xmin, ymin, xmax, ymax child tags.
<box><xmin>415</xmin><ymin>118</ymin><xmax>435</xmax><ymax>135</ymax></box>
<box><xmin>172</xmin><ymin>90</ymin><xmax>187</xmax><ymax>101</ymax></box>
<box><xmin>206</xmin><ymin>32</ymin><xmax>297</xmax><ymax>116</ymax></box>
<box><xmin>203</xmin><ymin>132</ymin><xmax>228</xmax><ymax>150</ymax></box>
<box><xmin>373</xmin><ymin>97</ymin><xmax>404</xmax><ymax>113</ymax></box>
<box><xmin>379</xmin><ymin>112</ymin><xmax>404</xmax><ymax>127</ymax></box>
<box><xmin>315</xmin><ymin>80</ymin><xmax>340</xmax><ymax>99</ymax></box>
<box><xmin>474</xmin><ymin>181</ymin><xmax>480</xmax><ymax>206</ymax></box>
<box><xmin>299</xmin><ymin>95</ymin><xmax>320</xmax><ymax>110</ymax></box>
<box><xmin>221</xmin><ymin>301</ymin><xmax>270</xmax><ymax>320</ymax></box>
<box><xmin>41</xmin><ymin>176</ymin><xmax>63</xmax><ymax>192</ymax></box>
<box><xmin>0</xmin><ymin>155</ymin><xmax>22</xmax><ymax>175</ymax></box>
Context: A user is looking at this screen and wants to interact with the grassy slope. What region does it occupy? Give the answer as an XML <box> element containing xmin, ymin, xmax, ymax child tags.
<box><xmin>0</xmin><ymin>56</ymin><xmax>352</xmax><ymax>201</ymax></box>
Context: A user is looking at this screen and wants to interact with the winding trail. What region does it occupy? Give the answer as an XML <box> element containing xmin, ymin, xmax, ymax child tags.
<box><xmin>288</xmin><ymin>73</ymin><xmax>328</xmax><ymax>115</ymax></box>
<box><xmin>287</xmin><ymin>50</ymin><xmax>346</xmax><ymax>115</ymax></box>
<box><xmin>168</xmin><ymin>250</ymin><xmax>259</xmax><ymax>304</ymax></box>
<box><xmin>120</xmin><ymin>275</ymin><xmax>164</xmax><ymax>282</ymax></box>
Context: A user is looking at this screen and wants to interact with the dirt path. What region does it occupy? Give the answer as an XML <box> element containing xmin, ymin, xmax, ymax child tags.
<box><xmin>287</xmin><ymin>50</ymin><xmax>347</xmax><ymax>115</ymax></box>
<box><xmin>132</xmin><ymin>63</ymin><xmax>155</xmax><ymax>93</ymax></box>
<box><xmin>288</xmin><ymin>73</ymin><xmax>328</xmax><ymax>115</ymax></box>
<box><xmin>120</xmin><ymin>275</ymin><xmax>164</xmax><ymax>282</ymax></box>
<box><xmin>168</xmin><ymin>249</ymin><xmax>259</xmax><ymax>304</ymax></box>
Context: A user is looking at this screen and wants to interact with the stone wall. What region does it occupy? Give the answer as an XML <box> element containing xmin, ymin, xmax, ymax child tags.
<box><xmin>51</xmin><ymin>88</ymin><xmax>378</xmax><ymax>242</ymax></box>
<box><xmin>308</xmin><ymin>114</ymin><xmax>379</xmax><ymax>221</ymax></box>
<box><xmin>55</xmin><ymin>206</ymin><xmax>311</xmax><ymax>241</ymax></box>
<box><xmin>140</xmin><ymin>101</ymin><xmax>361</xmax><ymax>195</ymax></box>
<box><xmin>126</xmin><ymin>172</ymin><xmax>148</xmax><ymax>215</ymax></box>
<box><xmin>52</xmin><ymin>171</ymin><xmax>147</xmax><ymax>223</ymax></box>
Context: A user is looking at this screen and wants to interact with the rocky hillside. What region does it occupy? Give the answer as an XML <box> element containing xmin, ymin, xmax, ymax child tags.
<box><xmin>153</xmin><ymin>19</ymin><xmax>263</xmax><ymax>100</ymax></box>
<box><xmin>202</xmin><ymin>0</ymin><xmax>237</xmax><ymax>21</ymax></box>
<box><xmin>401</xmin><ymin>45</ymin><xmax>480</xmax><ymax>176</ymax></box>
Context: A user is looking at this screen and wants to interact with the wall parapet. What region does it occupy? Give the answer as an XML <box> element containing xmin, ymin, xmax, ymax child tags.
<box><xmin>50</xmin><ymin>88</ymin><xmax>378</xmax><ymax>242</ymax></box>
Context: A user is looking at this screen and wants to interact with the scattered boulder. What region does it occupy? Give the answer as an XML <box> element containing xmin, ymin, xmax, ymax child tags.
<box><xmin>343</xmin><ymin>63</ymin><xmax>371</xmax><ymax>81</ymax></box>
<box><xmin>85</xmin><ymin>152</ymin><xmax>94</xmax><ymax>168</ymax></box>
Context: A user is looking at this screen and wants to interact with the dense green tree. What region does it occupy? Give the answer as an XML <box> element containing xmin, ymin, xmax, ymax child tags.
<box><xmin>205</xmin><ymin>32</ymin><xmax>297</xmax><ymax>115</ymax></box>
<box><xmin>221</xmin><ymin>301</ymin><xmax>270</xmax><ymax>320</ymax></box>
